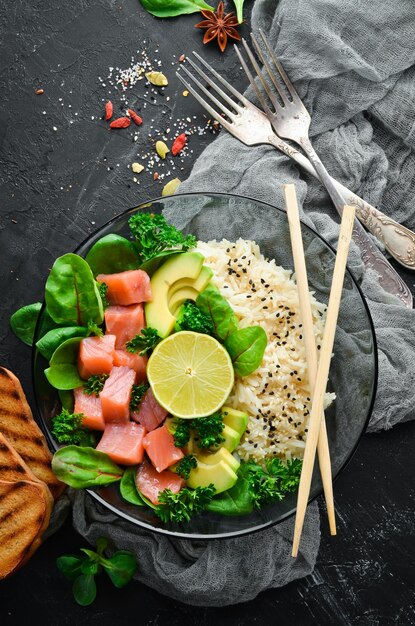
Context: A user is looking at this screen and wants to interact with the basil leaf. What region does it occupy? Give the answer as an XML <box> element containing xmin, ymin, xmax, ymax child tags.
<box><xmin>44</xmin><ymin>337</ymin><xmax>84</xmax><ymax>390</ymax></box>
<box><xmin>225</xmin><ymin>326</ymin><xmax>267</xmax><ymax>376</ymax></box>
<box><xmin>56</xmin><ymin>555</ymin><xmax>84</xmax><ymax>582</ymax></box>
<box><xmin>233</xmin><ymin>0</ymin><xmax>244</xmax><ymax>23</ymax></box>
<box><xmin>51</xmin><ymin>446</ymin><xmax>124</xmax><ymax>488</ymax></box>
<box><xmin>206</xmin><ymin>474</ymin><xmax>253</xmax><ymax>516</ymax></box>
<box><xmin>102</xmin><ymin>552</ymin><xmax>137</xmax><ymax>588</ymax></box>
<box><xmin>72</xmin><ymin>573</ymin><xmax>97</xmax><ymax>606</ymax></box>
<box><xmin>196</xmin><ymin>285</ymin><xmax>238</xmax><ymax>342</ymax></box>
<box><xmin>85</xmin><ymin>234</ymin><xmax>141</xmax><ymax>276</ymax></box>
<box><xmin>9</xmin><ymin>302</ymin><xmax>42</xmax><ymax>346</ymax></box>
<box><xmin>36</xmin><ymin>326</ymin><xmax>88</xmax><ymax>361</ymax></box>
<box><xmin>139</xmin><ymin>0</ymin><xmax>214</xmax><ymax>18</ymax></box>
<box><xmin>45</xmin><ymin>253</ymin><xmax>103</xmax><ymax>326</ymax></box>
<box><xmin>120</xmin><ymin>466</ymin><xmax>146</xmax><ymax>506</ymax></box>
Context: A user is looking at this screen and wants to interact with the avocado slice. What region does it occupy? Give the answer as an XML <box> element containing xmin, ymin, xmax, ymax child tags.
<box><xmin>144</xmin><ymin>252</ymin><xmax>204</xmax><ymax>338</ymax></box>
<box><xmin>169</xmin><ymin>265</ymin><xmax>213</xmax><ymax>297</ymax></box>
<box><xmin>197</xmin><ymin>447</ymin><xmax>240</xmax><ymax>473</ymax></box>
<box><xmin>221</xmin><ymin>406</ymin><xmax>249</xmax><ymax>438</ymax></box>
<box><xmin>219</xmin><ymin>424</ymin><xmax>242</xmax><ymax>453</ymax></box>
<box><xmin>187</xmin><ymin>459</ymin><xmax>238</xmax><ymax>494</ymax></box>
<box><xmin>169</xmin><ymin>286</ymin><xmax>199</xmax><ymax>315</ymax></box>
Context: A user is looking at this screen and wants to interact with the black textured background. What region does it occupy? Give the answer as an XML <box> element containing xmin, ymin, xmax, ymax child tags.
<box><xmin>1</xmin><ymin>1</ymin><xmax>415</xmax><ymax>624</ymax></box>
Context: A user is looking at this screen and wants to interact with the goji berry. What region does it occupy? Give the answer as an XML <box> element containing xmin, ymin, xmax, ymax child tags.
<box><xmin>109</xmin><ymin>117</ymin><xmax>131</xmax><ymax>129</ymax></box>
<box><xmin>127</xmin><ymin>109</ymin><xmax>143</xmax><ymax>126</ymax></box>
<box><xmin>105</xmin><ymin>100</ymin><xmax>113</xmax><ymax>120</ymax></box>
<box><xmin>171</xmin><ymin>132</ymin><xmax>187</xmax><ymax>156</ymax></box>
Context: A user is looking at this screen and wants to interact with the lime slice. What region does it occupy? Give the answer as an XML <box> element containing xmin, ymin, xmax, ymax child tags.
<box><xmin>147</xmin><ymin>331</ymin><xmax>234</xmax><ymax>419</ymax></box>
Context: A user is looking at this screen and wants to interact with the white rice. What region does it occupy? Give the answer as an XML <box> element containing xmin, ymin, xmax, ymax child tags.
<box><xmin>196</xmin><ymin>238</ymin><xmax>335</xmax><ymax>464</ymax></box>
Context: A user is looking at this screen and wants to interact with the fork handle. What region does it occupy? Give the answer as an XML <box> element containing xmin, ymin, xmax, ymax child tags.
<box><xmin>273</xmin><ymin>136</ymin><xmax>415</xmax><ymax>271</ymax></box>
<box><xmin>268</xmin><ymin>134</ymin><xmax>413</xmax><ymax>308</ymax></box>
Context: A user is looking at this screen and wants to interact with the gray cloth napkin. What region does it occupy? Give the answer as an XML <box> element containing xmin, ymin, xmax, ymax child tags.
<box><xmin>59</xmin><ymin>0</ymin><xmax>415</xmax><ymax>606</ymax></box>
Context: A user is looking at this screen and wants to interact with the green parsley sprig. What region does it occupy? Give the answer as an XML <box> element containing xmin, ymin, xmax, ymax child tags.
<box><xmin>83</xmin><ymin>374</ymin><xmax>109</xmax><ymax>397</ymax></box>
<box><xmin>174</xmin><ymin>454</ymin><xmax>197</xmax><ymax>479</ymax></box>
<box><xmin>126</xmin><ymin>327</ymin><xmax>160</xmax><ymax>356</ymax></box>
<box><xmin>51</xmin><ymin>409</ymin><xmax>95</xmax><ymax>447</ymax></box>
<box><xmin>129</xmin><ymin>383</ymin><xmax>149</xmax><ymax>412</ymax></box>
<box><xmin>154</xmin><ymin>485</ymin><xmax>216</xmax><ymax>523</ymax></box>
<box><xmin>128</xmin><ymin>212</ymin><xmax>196</xmax><ymax>264</ymax></box>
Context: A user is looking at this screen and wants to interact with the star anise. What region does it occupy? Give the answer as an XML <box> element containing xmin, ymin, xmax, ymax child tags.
<box><xmin>195</xmin><ymin>2</ymin><xmax>241</xmax><ymax>53</ymax></box>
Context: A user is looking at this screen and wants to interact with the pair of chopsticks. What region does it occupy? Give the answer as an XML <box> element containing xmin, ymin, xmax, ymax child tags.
<box><xmin>283</xmin><ymin>184</ymin><xmax>355</xmax><ymax>557</ymax></box>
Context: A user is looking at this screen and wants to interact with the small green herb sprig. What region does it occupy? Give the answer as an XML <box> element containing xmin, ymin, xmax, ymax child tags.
<box><xmin>154</xmin><ymin>485</ymin><xmax>216</xmax><ymax>523</ymax></box>
<box><xmin>172</xmin><ymin>413</ymin><xmax>225</xmax><ymax>450</ymax></box>
<box><xmin>128</xmin><ymin>212</ymin><xmax>196</xmax><ymax>264</ymax></box>
<box><xmin>57</xmin><ymin>537</ymin><xmax>137</xmax><ymax>606</ymax></box>
<box><xmin>83</xmin><ymin>373</ymin><xmax>109</xmax><ymax>397</ymax></box>
<box><xmin>126</xmin><ymin>327</ymin><xmax>161</xmax><ymax>356</ymax></box>
<box><xmin>174</xmin><ymin>454</ymin><xmax>197</xmax><ymax>479</ymax></box>
<box><xmin>129</xmin><ymin>383</ymin><xmax>149</xmax><ymax>412</ymax></box>
<box><xmin>51</xmin><ymin>409</ymin><xmax>95</xmax><ymax>447</ymax></box>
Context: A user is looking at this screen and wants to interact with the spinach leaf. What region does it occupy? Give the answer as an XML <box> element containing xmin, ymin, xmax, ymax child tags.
<box><xmin>9</xmin><ymin>302</ymin><xmax>42</xmax><ymax>346</ymax></box>
<box><xmin>206</xmin><ymin>473</ymin><xmax>253</xmax><ymax>515</ymax></box>
<box><xmin>56</xmin><ymin>555</ymin><xmax>84</xmax><ymax>582</ymax></box>
<box><xmin>139</xmin><ymin>0</ymin><xmax>214</xmax><ymax>19</ymax></box>
<box><xmin>36</xmin><ymin>326</ymin><xmax>88</xmax><ymax>361</ymax></box>
<box><xmin>45</xmin><ymin>253</ymin><xmax>104</xmax><ymax>326</ymax></box>
<box><xmin>233</xmin><ymin>0</ymin><xmax>244</xmax><ymax>23</ymax></box>
<box><xmin>139</xmin><ymin>249</ymin><xmax>182</xmax><ymax>276</ymax></box>
<box><xmin>225</xmin><ymin>326</ymin><xmax>267</xmax><ymax>376</ymax></box>
<box><xmin>44</xmin><ymin>337</ymin><xmax>84</xmax><ymax>390</ymax></box>
<box><xmin>58</xmin><ymin>389</ymin><xmax>75</xmax><ymax>412</ymax></box>
<box><xmin>120</xmin><ymin>467</ymin><xmax>146</xmax><ymax>506</ymax></box>
<box><xmin>196</xmin><ymin>285</ymin><xmax>238</xmax><ymax>342</ymax></box>
<box><xmin>72</xmin><ymin>573</ymin><xmax>97</xmax><ymax>606</ymax></box>
<box><xmin>85</xmin><ymin>234</ymin><xmax>141</xmax><ymax>276</ymax></box>
<box><xmin>51</xmin><ymin>445</ymin><xmax>124</xmax><ymax>488</ymax></box>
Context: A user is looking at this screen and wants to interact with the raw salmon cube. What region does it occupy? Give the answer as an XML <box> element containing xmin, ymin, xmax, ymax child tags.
<box><xmin>96</xmin><ymin>422</ymin><xmax>147</xmax><ymax>465</ymax></box>
<box><xmin>136</xmin><ymin>459</ymin><xmax>185</xmax><ymax>505</ymax></box>
<box><xmin>113</xmin><ymin>350</ymin><xmax>147</xmax><ymax>382</ymax></box>
<box><xmin>78</xmin><ymin>335</ymin><xmax>116</xmax><ymax>380</ymax></box>
<box><xmin>143</xmin><ymin>424</ymin><xmax>184</xmax><ymax>472</ymax></box>
<box><xmin>131</xmin><ymin>388</ymin><xmax>167</xmax><ymax>432</ymax></box>
<box><xmin>74</xmin><ymin>387</ymin><xmax>105</xmax><ymax>431</ymax></box>
<box><xmin>100</xmin><ymin>366</ymin><xmax>136</xmax><ymax>423</ymax></box>
<box><xmin>104</xmin><ymin>304</ymin><xmax>145</xmax><ymax>349</ymax></box>
<box><xmin>97</xmin><ymin>270</ymin><xmax>152</xmax><ymax>305</ymax></box>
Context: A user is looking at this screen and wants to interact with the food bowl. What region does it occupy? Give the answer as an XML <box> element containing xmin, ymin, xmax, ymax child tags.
<box><xmin>32</xmin><ymin>192</ymin><xmax>378</xmax><ymax>539</ymax></box>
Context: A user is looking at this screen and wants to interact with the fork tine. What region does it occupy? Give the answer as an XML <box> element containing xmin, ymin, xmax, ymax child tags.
<box><xmin>250</xmin><ymin>32</ymin><xmax>290</xmax><ymax>105</ymax></box>
<box><xmin>233</xmin><ymin>43</ymin><xmax>274</xmax><ymax>119</ymax></box>
<box><xmin>185</xmin><ymin>56</ymin><xmax>242</xmax><ymax>115</ymax></box>
<box><xmin>258</xmin><ymin>29</ymin><xmax>298</xmax><ymax>101</ymax></box>
<box><xmin>180</xmin><ymin>64</ymin><xmax>238</xmax><ymax>122</ymax></box>
<box><xmin>239</xmin><ymin>38</ymin><xmax>284</xmax><ymax>115</ymax></box>
<box><xmin>176</xmin><ymin>71</ymin><xmax>234</xmax><ymax>134</ymax></box>
<box><xmin>192</xmin><ymin>51</ymin><xmax>250</xmax><ymax>106</ymax></box>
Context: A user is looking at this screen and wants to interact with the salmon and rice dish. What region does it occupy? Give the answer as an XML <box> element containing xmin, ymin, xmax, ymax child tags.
<box><xmin>32</xmin><ymin>212</ymin><xmax>331</xmax><ymax>523</ymax></box>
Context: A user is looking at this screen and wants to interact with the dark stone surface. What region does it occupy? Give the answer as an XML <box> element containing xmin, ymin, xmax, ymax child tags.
<box><xmin>1</xmin><ymin>1</ymin><xmax>414</xmax><ymax>624</ymax></box>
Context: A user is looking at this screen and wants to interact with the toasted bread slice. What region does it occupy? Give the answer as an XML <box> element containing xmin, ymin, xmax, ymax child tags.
<box><xmin>0</xmin><ymin>479</ymin><xmax>53</xmax><ymax>579</ymax></box>
<box><xmin>0</xmin><ymin>367</ymin><xmax>65</xmax><ymax>501</ymax></box>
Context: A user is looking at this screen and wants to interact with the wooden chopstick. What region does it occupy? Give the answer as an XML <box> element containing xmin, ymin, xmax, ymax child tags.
<box><xmin>283</xmin><ymin>184</ymin><xmax>336</xmax><ymax>537</ymax></box>
<box><xmin>290</xmin><ymin>199</ymin><xmax>356</xmax><ymax>558</ymax></box>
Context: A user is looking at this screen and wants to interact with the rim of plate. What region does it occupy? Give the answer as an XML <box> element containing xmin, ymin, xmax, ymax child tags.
<box><xmin>31</xmin><ymin>191</ymin><xmax>378</xmax><ymax>540</ymax></box>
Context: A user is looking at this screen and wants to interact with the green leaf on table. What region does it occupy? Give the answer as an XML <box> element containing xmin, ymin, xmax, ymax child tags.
<box><xmin>51</xmin><ymin>445</ymin><xmax>124</xmax><ymax>488</ymax></box>
<box><xmin>225</xmin><ymin>325</ymin><xmax>267</xmax><ymax>376</ymax></box>
<box><xmin>232</xmin><ymin>0</ymin><xmax>244</xmax><ymax>23</ymax></box>
<box><xmin>45</xmin><ymin>253</ymin><xmax>103</xmax><ymax>326</ymax></box>
<box><xmin>196</xmin><ymin>285</ymin><xmax>238</xmax><ymax>342</ymax></box>
<box><xmin>102</xmin><ymin>552</ymin><xmax>137</xmax><ymax>588</ymax></box>
<box><xmin>56</xmin><ymin>555</ymin><xmax>84</xmax><ymax>582</ymax></box>
<box><xmin>44</xmin><ymin>337</ymin><xmax>84</xmax><ymax>390</ymax></box>
<box><xmin>9</xmin><ymin>302</ymin><xmax>42</xmax><ymax>346</ymax></box>
<box><xmin>85</xmin><ymin>234</ymin><xmax>141</xmax><ymax>276</ymax></box>
<box><xmin>139</xmin><ymin>0</ymin><xmax>214</xmax><ymax>18</ymax></box>
<box><xmin>72</xmin><ymin>573</ymin><xmax>97</xmax><ymax>606</ymax></box>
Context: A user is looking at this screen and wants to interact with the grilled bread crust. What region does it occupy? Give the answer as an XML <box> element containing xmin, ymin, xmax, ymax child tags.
<box><xmin>0</xmin><ymin>479</ymin><xmax>53</xmax><ymax>579</ymax></box>
<box><xmin>0</xmin><ymin>367</ymin><xmax>65</xmax><ymax>500</ymax></box>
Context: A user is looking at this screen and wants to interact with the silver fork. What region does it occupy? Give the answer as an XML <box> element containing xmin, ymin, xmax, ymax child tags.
<box><xmin>176</xmin><ymin>53</ymin><xmax>413</xmax><ymax>308</ymax></box>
